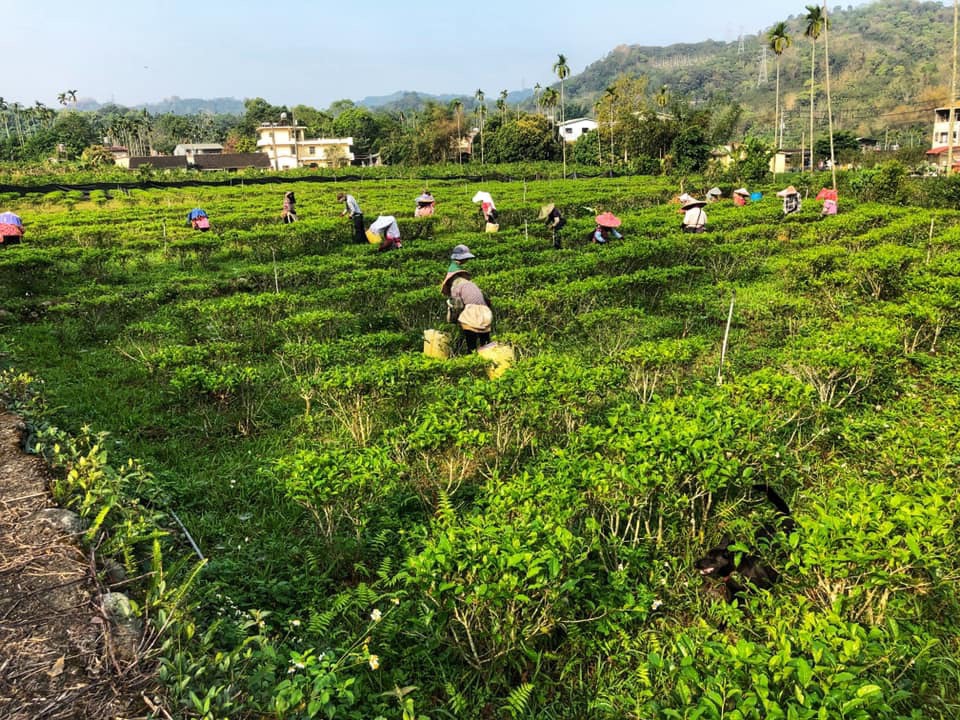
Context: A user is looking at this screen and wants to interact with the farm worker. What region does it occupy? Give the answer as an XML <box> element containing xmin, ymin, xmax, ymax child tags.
<box><xmin>0</xmin><ymin>211</ymin><xmax>24</xmax><ymax>247</ymax></box>
<box><xmin>368</xmin><ymin>215</ymin><xmax>402</xmax><ymax>252</ymax></box>
<box><xmin>538</xmin><ymin>203</ymin><xmax>565</xmax><ymax>249</ymax></box>
<box><xmin>187</xmin><ymin>208</ymin><xmax>210</xmax><ymax>231</ymax></box>
<box><xmin>593</xmin><ymin>211</ymin><xmax>622</xmax><ymax>244</ymax></box>
<box><xmin>777</xmin><ymin>186</ymin><xmax>801</xmax><ymax>215</ymax></box>
<box><xmin>441</xmin><ymin>268</ymin><xmax>493</xmax><ymax>352</ymax></box>
<box><xmin>706</xmin><ymin>187</ymin><xmax>722</xmax><ymax>203</ymax></box>
<box><xmin>733</xmin><ymin>188</ymin><xmax>750</xmax><ymax>206</ymax></box>
<box><xmin>472</xmin><ymin>191</ymin><xmax>498</xmax><ymax>224</ymax></box>
<box><xmin>449</xmin><ymin>244</ymin><xmax>475</xmax><ymax>273</ymax></box>
<box><xmin>680</xmin><ymin>198</ymin><xmax>707</xmax><ymax>233</ymax></box>
<box><xmin>816</xmin><ymin>187</ymin><xmax>838</xmax><ymax>216</ymax></box>
<box><xmin>282</xmin><ymin>191</ymin><xmax>297</xmax><ymax>223</ymax></box>
<box><xmin>414</xmin><ymin>191</ymin><xmax>436</xmax><ymax>217</ymax></box>
<box><xmin>337</xmin><ymin>192</ymin><xmax>366</xmax><ymax>244</ymax></box>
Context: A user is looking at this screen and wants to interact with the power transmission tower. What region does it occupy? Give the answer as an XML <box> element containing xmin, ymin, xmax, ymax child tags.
<box><xmin>757</xmin><ymin>47</ymin><xmax>768</xmax><ymax>86</ymax></box>
<box><xmin>738</xmin><ymin>29</ymin><xmax>745</xmax><ymax>56</ymax></box>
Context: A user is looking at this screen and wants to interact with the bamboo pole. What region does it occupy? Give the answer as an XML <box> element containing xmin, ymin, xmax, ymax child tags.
<box><xmin>717</xmin><ymin>291</ymin><xmax>736</xmax><ymax>386</ymax></box>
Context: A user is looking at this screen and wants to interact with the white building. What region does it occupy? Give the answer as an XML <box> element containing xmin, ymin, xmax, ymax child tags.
<box><xmin>926</xmin><ymin>107</ymin><xmax>960</xmax><ymax>172</ymax></box>
<box><xmin>173</xmin><ymin>143</ymin><xmax>223</xmax><ymax>161</ymax></box>
<box><xmin>557</xmin><ymin>117</ymin><xmax>598</xmax><ymax>144</ymax></box>
<box><xmin>256</xmin><ymin>124</ymin><xmax>355</xmax><ymax>170</ymax></box>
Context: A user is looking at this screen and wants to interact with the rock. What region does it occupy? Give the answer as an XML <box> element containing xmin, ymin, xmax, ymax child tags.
<box><xmin>101</xmin><ymin>558</ymin><xmax>127</xmax><ymax>586</ymax></box>
<box><xmin>32</xmin><ymin>508</ymin><xmax>87</xmax><ymax>534</ymax></box>
<box><xmin>101</xmin><ymin>592</ymin><xmax>142</xmax><ymax>665</ymax></box>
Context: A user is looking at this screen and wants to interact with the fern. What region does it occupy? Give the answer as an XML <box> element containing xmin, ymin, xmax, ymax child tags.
<box><xmin>504</xmin><ymin>682</ymin><xmax>535</xmax><ymax>719</ymax></box>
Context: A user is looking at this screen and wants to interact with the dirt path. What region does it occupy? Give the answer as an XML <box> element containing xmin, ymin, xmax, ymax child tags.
<box><xmin>0</xmin><ymin>412</ymin><xmax>153</xmax><ymax>719</ymax></box>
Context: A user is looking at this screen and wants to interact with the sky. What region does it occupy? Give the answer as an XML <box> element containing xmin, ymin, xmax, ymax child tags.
<box><xmin>3</xmin><ymin>0</ymin><xmax>883</xmax><ymax>110</ymax></box>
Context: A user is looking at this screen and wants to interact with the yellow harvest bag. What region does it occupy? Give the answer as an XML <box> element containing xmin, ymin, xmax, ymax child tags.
<box><xmin>423</xmin><ymin>329</ymin><xmax>451</xmax><ymax>359</ymax></box>
<box><xmin>485</xmin><ymin>222</ymin><xmax>499</xmax><ymax>233</ymax></box>
<box><xmin>477</xmin><ymin>342</ymin><xmax>515</xmax><ymax>379</ymax></box>
<box><xmin>366</xmin><ymin>229</ymin><xmax>380</xmax><ymax>244</ymax></box>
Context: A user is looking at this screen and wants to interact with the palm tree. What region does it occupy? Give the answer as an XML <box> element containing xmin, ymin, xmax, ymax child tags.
<box><xmin>605</xmin><ymin>86</ymin><xmax>617</xmax><ymax>163</ymax></box>
<box><xmin>0</xmin><ymin>97</ymin><xmax>9</xmax><ymax>140</ymax></box>
<box><xmin>804</xmin><ymin>4</ymin><xmax>828</xmax><ymax>171</ymax></box>
<box><xmin>533</xmin><ymin>83</ymin><xmax>542</xmax><ymax>115</ymax></box>
<box><xmin>475</xmin><ymin>89</ymin><xmax>485</xmax><ymax>164</ymax></box>
<box><xmin>768</xmin><ymin>21</ymin><xmax>792</xmax><ymax>150</ymax></box>
<box><xmin>450</xmin><ymin>99</ymin><xmax>464</xmax><ymax>166</ymax></box>
<box><xmin>57</xmin><ymin>92</ymin><xmax>68</xmax><ymax>107</ymax></box>
<box><xmin>552</xmin><ymin>54</ymin><xmax>570</xmax><ymax>123</ymax></box>
<box><xmin>68</xmin><ymin>89</ymin><xmax>78</xmax><ymax>107</ymax></box>
<box><xmin>821</xmin><ymin>2</ymin><xmax>837</xmax><ymax>188</ymax></box>
<box><xmin>497</xmin><ymin>90</ymin><xmax>508</xmax><ymax>122</ymax></box>
<box><xmin>541</xmin><ymin>87</ymin><xmax>559</xmax><ymax>125</ymax></box>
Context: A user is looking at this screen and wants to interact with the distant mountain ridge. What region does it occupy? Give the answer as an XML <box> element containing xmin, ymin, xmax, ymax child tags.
<box><xmin>560</xmin><ymin>0</ymin><xmax>951</xmax><ymax>138</ymax></box>
<box><xmin>358</xmin><ymin>89</ymin><xmax>533</xmax><ymax>112</ymax></box>
<box><xmin>76</xmin><ymin>96</ymin><xmax>246</xmax><ymax>115</ymax></box>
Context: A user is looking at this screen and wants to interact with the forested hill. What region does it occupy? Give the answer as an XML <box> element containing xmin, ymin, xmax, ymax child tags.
<box><xmin>562</xmin><ymin>0</ymin><xmax>952</xmax><ymax>141</ymax></box>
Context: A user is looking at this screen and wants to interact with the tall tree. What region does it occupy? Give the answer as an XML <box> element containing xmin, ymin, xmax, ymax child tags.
<box><xmin>475</xmin><ymin>89</ymin><xmax>486</xmax><ymax>164</ymax></box>
<box><xmin>497</xmin><ymin>90</ymin><xmax>508</xmax><ymax>122</ymax></box>
<box><xmin>804</xmin><ymin>4</ymin><xmax>827</xmax><ymax>171</ymax></box>
<box><xmin>57</xmin><ymin>92</ymin><xmax>68</xmax><ymax>108</ymax></box>
<box><xmin>450</xmin><ymin>99</ymin><xmax>464</xmax><ymax>166</ymax></box>
<box><xmin>821</xmin><ymin>2</ymin><xmax>837</xmax><ymax>188</ymax></box>
<box><xmin>0</xmin><ymin>98</ymin><xmax>8</xmax><ymax>139</ymax></box>
<box><xmin>768</xmin><ymin>21</ymin><xmax>792</xmax><ymax>150</ymax></box>
<box><xmin>541</xmin><ymin>87</ymin><xmax>559</xmax><ymax>125</ymax></box>
<box><xmin>552</xmin><ymin>53</ymin><xmax>570</xmax><ymax>123</ymax></box>
<box><xmin>67</xmin><ymin>89</ymin><xmax>78</xmax><ymax>107</ymax></box>
<box><xmin>533</xmin><ymin>83</ymin><xmax>542</xmax><ymax>115</ymax></box>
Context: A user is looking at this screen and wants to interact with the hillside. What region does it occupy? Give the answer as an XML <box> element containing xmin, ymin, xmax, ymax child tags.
<box><xmin>560</xmin><ymin>0</ymin><xmax>951</xmax><ymax>142</ymax></box>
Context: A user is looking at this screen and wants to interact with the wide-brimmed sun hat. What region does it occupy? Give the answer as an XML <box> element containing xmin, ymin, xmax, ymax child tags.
<box><xmin>733</xmin><ymin>187</ymin><xmax>750</xmax><ymax>196</ymax></box>
<box><xmin>595</xmin><ymin>211</ymin><xmax>622</xmax><ymax>228</ymax></box>
<box><xmin>776</xmin><ymin>186</ymin><xmax>799</xmax><ymax>197</ymax></box>
<box><xmin>706</xmin><ymin>187</ymin><xmax>722</xmax><ymax>197</ymax></box>
<box><xmin>450</xmin><ymin>244</ymin><xmax>475</xmax><ymax>261</ymax></box>
<box><xmin>681</xmin><ymin>198</ymin><xmax>707</xmax><ymax>210</ymax></box>
<box><xmin>440</xmin><ymin>269</ymin><xmax>471</xmax><ymax>295</ymax></box>
<box><xmin>677</xmin><ymin>193</ymin><xmax>694</xmax><ymax>205</ymax></box>
<box><xmin>537</xmin><ymin>203</ymin><xmax>555</xmax><ymax>220</ymax></box>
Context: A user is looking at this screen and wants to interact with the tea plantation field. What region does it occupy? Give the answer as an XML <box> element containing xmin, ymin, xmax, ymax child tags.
<box><xmin>1</xmin><ymin>174</ymin><xmax>959</xmax><ymax>719</ymax></box>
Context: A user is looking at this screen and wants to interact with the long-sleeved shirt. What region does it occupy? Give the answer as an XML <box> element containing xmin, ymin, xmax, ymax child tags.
<box><xmin>449</xmin><ymin>276</ymin><xmax>487</xmax><ymax>307</ymax></box>
<box><xmin>683</xmin><ymin>207</ymin><xmax>707</xmax><ymax>229</ymax></box>
<box><xmin>344</xmin><ymin>194</ymin><xmax>362</xmax><ymax>216</ymax></box>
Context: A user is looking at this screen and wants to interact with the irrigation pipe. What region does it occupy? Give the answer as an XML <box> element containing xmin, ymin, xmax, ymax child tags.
<box><xmin>168</xmin><ymin>509</ymin><xmax>205</xmax><ymax>561</ymax></box>
<box><xmin>717</xmin><ymin>290</ymin><xmax>736</xmax><ymax>386</ymax></box>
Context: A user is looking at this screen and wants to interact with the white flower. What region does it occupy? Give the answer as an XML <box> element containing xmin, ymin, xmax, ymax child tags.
<box><xmin>368</xmin><ymin>655</ymin><xmax>380</xmax><ymax>670</ymax></box>
<box><xmin>651</xmin><ymin>599</ymin><xmax>663</xmax><ymax>611</ymax></box>
<box><xmin>370</xmin><ymin>608</ymin><xmax>382</xmax><ymax>622</ymax></box>
<box><xmin>290</xmin><ymin>619</ymin><xmax>301</xmax><ymax>627</ymax></box>
<box><xmin>391</xmin><ymin>597</ymin><xmax>400</xmax><ymax>605</ymax></box>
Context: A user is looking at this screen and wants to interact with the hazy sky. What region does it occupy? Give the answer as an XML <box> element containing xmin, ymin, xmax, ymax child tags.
<box><xmin>4</xmin><ymin>0</ymin><xmax>881</xmax><ymax>109</ymax></box>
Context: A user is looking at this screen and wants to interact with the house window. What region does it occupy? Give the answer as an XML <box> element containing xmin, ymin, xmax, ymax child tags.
<box><xmin>565</xmin><ymin>127</ymin><xmax>573</xmax><ymax>134</ymax></box>
<box><xmin>308</xmin><ymin>147</ymin><xmax>316</xmax><ymax>155</ymax></box>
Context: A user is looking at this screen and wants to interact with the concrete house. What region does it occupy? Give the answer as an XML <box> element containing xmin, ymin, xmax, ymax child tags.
<box><xmin>256</xmin><ymin>124</ymin><xmax>355</xmax><ymax>170</ymax></box>
<box><xmin>557</xmin><ymin>118</ymin><xmax>598</xmax><ymax>143</ymax></box>
<box><xmin>173</xmin><ymin>143</ymin><xmax>224</xmax><ymax>162</ymax></box>
<box><xmin>925</xmin><ymin>107</ymin><xmax>960</xmax><ymax>172</ymax></box>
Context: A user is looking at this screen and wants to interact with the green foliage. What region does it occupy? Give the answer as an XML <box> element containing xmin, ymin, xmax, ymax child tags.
<box><xmin>2</xmin><ymin>173</ymin><xmax>960</xmax><ymax>720</ymax></box>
